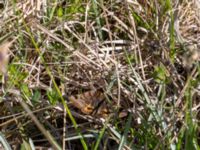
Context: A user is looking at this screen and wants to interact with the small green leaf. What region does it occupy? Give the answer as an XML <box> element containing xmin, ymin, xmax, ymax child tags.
<box><xmin>153</xmin><ymin>64</ymin><xmax>170</xmax><ymax>84</ymax></box>
<box><xmin>57</xmin><ymin>7</ymin><xmax>63</xmax><ymax>18</ymax></box>
<box><xmin>20</xmin><ymin>139</ymin><xmax>31</xmax><ymax>150</ymax></box>
<box><xmin>31</xmin><ymin>90</ymin><xmax>41</xmax><ymax>104</ymax></box>
<box><xmin>21</xmin><ymin>84</ymin><xmax>31</xmax><ymax>98</ymax></box>
<box><xmin>9</xmin><ymin>64</ymin><xmax>28</xmax><ymax>86</ymax></box>
<box><xmin>47</xmin><ymin>89</ymin><xmax>59</xmax><ymax>105</ymax></box>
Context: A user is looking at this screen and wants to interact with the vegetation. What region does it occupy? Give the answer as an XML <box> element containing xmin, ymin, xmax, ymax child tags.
<box><xmin>0</xmin><ymin>0</ymin><xmax>199</xmax><ymax>149</ymax></box>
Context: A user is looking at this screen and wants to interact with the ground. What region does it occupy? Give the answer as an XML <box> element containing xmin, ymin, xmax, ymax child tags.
<box><xmin>0</xmin><ymin>0</ymin><xmax>199</xmax><ymax>150</ymax></box>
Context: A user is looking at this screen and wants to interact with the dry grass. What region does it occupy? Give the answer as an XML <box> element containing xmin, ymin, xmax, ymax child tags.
<box><xmin>0</xmin><ymin>0</ymin><xmax>199</xmax><ymax>149</ymax></box>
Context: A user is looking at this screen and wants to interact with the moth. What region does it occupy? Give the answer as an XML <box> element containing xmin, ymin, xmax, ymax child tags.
<box><xmin>62</xmin><ymin>90</ymin><xmax>128</xmax><ymax>118</ymax></box>
<box><xmin>67</xmin><ymin>90</ymin><xmax>109</xmax><ymax>117</ymax></box>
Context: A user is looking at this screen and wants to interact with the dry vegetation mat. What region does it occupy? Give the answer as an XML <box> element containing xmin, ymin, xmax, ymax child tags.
<box><xmin>0</xmin><ymin>0</ymin><xmax>199</xmax><ymax>149</ymax></box>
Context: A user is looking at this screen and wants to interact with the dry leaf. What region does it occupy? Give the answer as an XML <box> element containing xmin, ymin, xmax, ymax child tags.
<box><xmin>183</xmin><ymin>44</ymin><xmax>200</xmax><ymax>68</ymax></box>
<box><xmin>0</xmin><ymin>41</ymin><xmax>12</xmax><ymax>74</ymax></box>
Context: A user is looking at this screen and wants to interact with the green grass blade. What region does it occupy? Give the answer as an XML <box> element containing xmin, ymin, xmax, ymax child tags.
<box><xmin>118</xmin><ymin>113</ymin><xmax>132</xmax><ymax>150</ymax></box>
<box><xmin>94</xmin><ymin>119</ymin><xmax>109</xmax><ymax>150</ymax></box>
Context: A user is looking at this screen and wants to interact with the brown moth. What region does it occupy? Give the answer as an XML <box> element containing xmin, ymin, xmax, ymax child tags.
<box><xmin>64</xmin><ymin>90</ymin><xmax>128</xmax><ymax>118</ymax></box>
<box><xmin>68</xmin><ymin>90</ymin><xmax>106</xmax><ymax>116</ymax></box>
